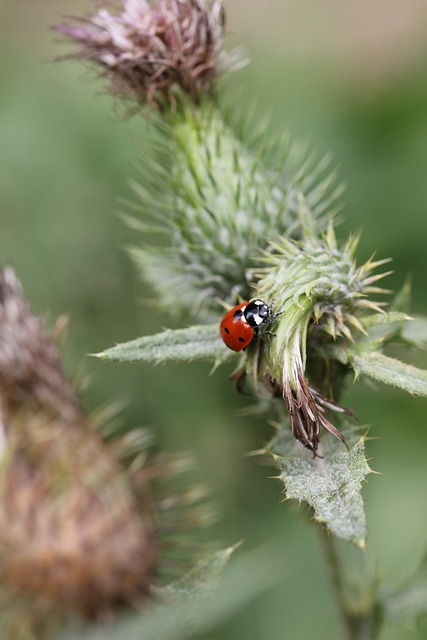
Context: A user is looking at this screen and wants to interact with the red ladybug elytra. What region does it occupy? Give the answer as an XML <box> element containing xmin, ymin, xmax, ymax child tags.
<box><xmin>220</xmin><ymin>299</ymin><xmax>276</xmax><ymax>352</ymax></box>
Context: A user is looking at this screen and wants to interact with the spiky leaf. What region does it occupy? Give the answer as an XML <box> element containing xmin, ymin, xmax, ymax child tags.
<box><xmin>349</xmin><ymin>350</ymin><xmax>427</xmax><ymax>397</ymax></box>
<box><xmin>96</xmin><ymin>324</ymin><xmax>234</xmax><ymax>365</ymax></box>
<box><xmin>271</xmin><ymin>427</ymin><xmax>371</xmax><ymax>546</ymax></box>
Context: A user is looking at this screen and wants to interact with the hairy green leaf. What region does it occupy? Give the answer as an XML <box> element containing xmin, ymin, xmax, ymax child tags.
<box><xmin>351</xmin><ymin>351</ymin><xmax>427</xmax><ymax>397</ymax></box>
<box><xmin>270</xmin><ymin>426</ymin><xmax>371</xmax><ymax>546</ymax></box>
<box><xmin>161</xmin><ymin>546</ymin><xmax>237</xmax><ymax>600</ymax></box>
<box><xmin>96</xmin><ymin>324</ymin><xmax>234</xmax><ymax>365</ymax></box>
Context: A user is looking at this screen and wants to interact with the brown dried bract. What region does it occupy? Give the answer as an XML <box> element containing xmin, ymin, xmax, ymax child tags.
<box><xmin>266</xmin><ymin>369</ymin><xmax>349</xmax><ymax>456</ymax></box>
<box><xmin>55</xmin><ymin>0</ymin><xmax>226</xmax><ymax>107</ymax></box>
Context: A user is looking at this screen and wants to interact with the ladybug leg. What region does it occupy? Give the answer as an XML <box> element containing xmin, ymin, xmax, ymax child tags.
<box><xmin>253</xmin><ymin>326</ymin><xmax>275</xmax><ymax>337</ymax></box>
<box><xmin>270</xmin><ymin>311</ymin><xmax>284</xmax><ymax>325</ymax></box>
<box><xmin>256</xmin><ymin>330</ymin><xmax>276</xmax><ymax>342</ymax></box>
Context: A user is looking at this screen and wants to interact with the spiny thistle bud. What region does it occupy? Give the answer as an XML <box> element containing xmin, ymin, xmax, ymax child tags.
<box><xmin>251</xmin><ymin>219</ymin><xmax>391</xmax><ymax>453</ymax></box>
<box><xmin>0</xmin><ymin>268</ymin><xmax>213</xmax><ymax>637</ymax></box>
<box><xmin>131</xmin><ymin>102</ymin><xmax>341</xmax><ymax>317</ymax></box>
<box><xmin>56</xmin><ymin>0</ymin><xmax>227</xmax><ymax>107</ymax></box>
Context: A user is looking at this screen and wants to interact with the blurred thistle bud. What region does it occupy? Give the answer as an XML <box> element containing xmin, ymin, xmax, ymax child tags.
<box><xmin>55</xmin><ymin>0</ymin><xmax>229</xmax><ymax>108</ymax></box>
<box><xmin>0</xmin><ymin>268</ymin><xmax>157</xmax><ymax>619</ymax></box>
<box><xmin>0</xmin><ymin>268</ymin><xmax>212</xmax><ymax>636</ymax></box>
<box><xmin>130</xmin><ymin>105</ymin><xmax>341</xmax><ymax>318</ymax></box>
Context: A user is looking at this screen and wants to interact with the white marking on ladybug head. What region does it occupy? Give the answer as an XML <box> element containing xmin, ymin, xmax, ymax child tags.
<box><xmin>253</xmin><ymin>315</ymin><xmax>263</xmax><ymax>325</ymax></box>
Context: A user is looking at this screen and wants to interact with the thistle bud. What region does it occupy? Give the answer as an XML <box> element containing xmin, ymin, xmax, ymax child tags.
<box><xmin>131</xmin><ymin>103</ymin><xmax>341</xmax><ymax>317</ymax></box>
<box><xmin>253</xmin><ymin>221</ymin><xmax>391</xmax><ymax>453</ymax></box>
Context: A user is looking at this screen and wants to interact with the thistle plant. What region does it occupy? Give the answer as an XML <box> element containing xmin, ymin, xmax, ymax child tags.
<box><xmin>52</xmin><ymin>1</ymin><xmax>427</xmax><ymax>638</ymax></box>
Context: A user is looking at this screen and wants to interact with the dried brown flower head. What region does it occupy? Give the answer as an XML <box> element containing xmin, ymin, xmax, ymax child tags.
<box><xmin>0</xmin><ymin>268</ymin><xmax>214</xmax><ymax>637</ymax></box>
<box><xmin>56</xmin><ymin>0</ymin><xmax>226</xmax><ymax>107</ymax></box>
<box><xmin>0</xmin><ymin>268</ymin><xmax>157</xmax><ymax>629</ymax></box>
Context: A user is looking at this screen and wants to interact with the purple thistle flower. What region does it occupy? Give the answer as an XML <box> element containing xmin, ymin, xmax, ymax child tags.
<box><xmin>56</xmin><ymin>0</ymin><xmax>226</xmax><ymax>108</ymax></box>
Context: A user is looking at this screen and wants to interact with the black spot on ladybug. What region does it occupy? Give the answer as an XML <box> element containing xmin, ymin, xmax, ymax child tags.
<box><xmin>224</xmin><ymin>327</ymin><xmax>230</xmax><ymax>334</ymax></box>
<box><xmin>238</xmin><ymin>337</ymin><xmax>245</xmax><ymax>343</ymax></box>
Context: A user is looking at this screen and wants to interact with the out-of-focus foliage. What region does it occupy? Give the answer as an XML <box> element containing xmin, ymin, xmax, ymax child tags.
<box><xmin>61</xmin><ymin>545</ymin><xmax>283</xmax><ymax>640</ymax></box>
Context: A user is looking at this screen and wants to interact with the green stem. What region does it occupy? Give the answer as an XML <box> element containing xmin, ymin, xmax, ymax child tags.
<box><xmin>319</xmin><ymin>527</ymin><xmax>383</xmax><ymax>640</ymax></box>
<box><xmin>320</xmin><ymin>527</ymin><xmax>354</xmax><ymax>639</ymax></box>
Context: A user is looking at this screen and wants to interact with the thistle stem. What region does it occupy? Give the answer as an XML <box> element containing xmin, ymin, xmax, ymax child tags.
<box><xmin>319</xmin><ymin>527</ymin><xmax>382</xmax><ymax>640</ymax></box>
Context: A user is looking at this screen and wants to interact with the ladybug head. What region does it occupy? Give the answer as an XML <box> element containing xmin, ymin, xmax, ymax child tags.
<box><xmin>256</xmin><ymin>301</ymin><xmax>273</xmax><ymax>320</ymax></box>
<box><xmin>244</xmin><ymin>299</ymin><xmax>274</xmax><ymax>328</ymax></box>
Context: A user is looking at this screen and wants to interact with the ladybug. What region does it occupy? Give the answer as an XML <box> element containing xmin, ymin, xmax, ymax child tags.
<box><xmin>220</xmin><ymin>299</ymin><xmax>277</xmax><ymax>352</ymax></box>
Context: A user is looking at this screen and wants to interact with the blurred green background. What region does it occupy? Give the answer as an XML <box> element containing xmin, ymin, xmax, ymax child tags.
<box><xmin>1</xmin><ymin>1</ymin><xmax>427</xmax><ymax>638</ymax></box>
